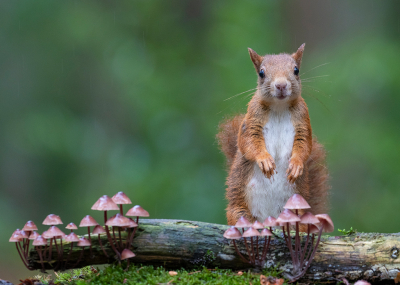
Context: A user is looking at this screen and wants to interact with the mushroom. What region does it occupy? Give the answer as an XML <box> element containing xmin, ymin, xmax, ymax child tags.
<box><xmin>259</xmin><ymin>228</ymin><xmax>273</xmax><ymax>261</ymax></box>
<box><xmin>9</xmin><ymin>229</ymin><xmax>32</xmax><ymax>270</ymax></box>
<box><xmin>79</xmin><ymin>215</ymin><xmax>99</xmax><ymax>257</ymax></box>
<box><xmin>73</xmin><ymin>237</ymin><xmax>91</xmax><ymax>268</ymax></box>
<box><xmin>112</xmin><ymin>192</ymin><xmax>132</xmax><ymax>215</ymax></box>
<box><xmin>242</xmin><ymin>227</ymin><xmax>260</xmax><ymax>264</ymax></box>
<box><xmin>91</xmin><ymin>195</ymin><xmax>119</xmax><ymax>257</ymax></box>
<box><xmin>106</xmin><ymin>213</ymin><xmax>131</xmax><ymax>252</ymax></box>
<box><xmin>120</xmin><ymin>248</ymin><xmax>136</xmax><ymax>270</ymax></box>
<box><xmin>42</xmin><ymin>226</ymin><xmax>65</xmax><ymax>268</ymax></box>
<box><xmin>42</xmin><ymin>214</ymin><xmax>63</xmax><ymax>263</ymax></box>
<box><xmin>93</xmin><ymin>225</ymin><xmax>108</xmax><ymax>257</ymax></box>
<box><xmin>251</xmin><ymin>221</ymin><xmax>264</xmax><ymax>260</ymax></box>
<box><xmin>32</xmin><ymin>235</ymin><xmax>47</xmax><ymax>272</ymax></box>
<box><xmin>282</xmin><ymin>194</ymin><xmax>310</xmax><ymax>264</ymax></box>
<box><xmin>64</xmin><ymin>232</ymin><xmax>80</xmax><ymax>268</ymax></box>
<box><xmin>276</xmin><ymin>209</ymin><xmax>301</xmax><ymax>268</ymax></box>
<box><xmin>66</xmin><ymin>223</ymin><xmax>78</xmax><ymax>232</ymax></box>
<box><xmin>223</xmin><ymin>227</ymin><xmax>247</xmax><ymax>263</ymax></box>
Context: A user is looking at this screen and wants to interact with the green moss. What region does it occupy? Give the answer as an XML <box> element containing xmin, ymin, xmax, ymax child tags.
<box><xmin>45</xmin><ymin>264</ymin><xmax>286</xmax><ymax>285</ymax></box>
<box><xmin>338</xmin><ymin>227</ymin><xmax>357</xmax><ymax>236</ymax></box>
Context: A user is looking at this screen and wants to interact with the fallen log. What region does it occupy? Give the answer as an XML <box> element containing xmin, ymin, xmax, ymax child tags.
<box><xmin>27</xmin><ymin>219</ymin><xmax>400</xmax><ymax>283</ymax></box>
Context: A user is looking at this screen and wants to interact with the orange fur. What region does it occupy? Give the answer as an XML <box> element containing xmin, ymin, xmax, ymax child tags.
<box><xmin>217</xmin><ymin>44</ymin><xmax>329</xmax><ymax>225</ymax></box>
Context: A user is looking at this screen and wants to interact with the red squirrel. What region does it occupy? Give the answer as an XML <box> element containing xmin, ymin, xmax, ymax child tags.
<box><xmin>217</xmin><ymin>44</ymin><xmax>329</xmax><ymax>225</ymax></box>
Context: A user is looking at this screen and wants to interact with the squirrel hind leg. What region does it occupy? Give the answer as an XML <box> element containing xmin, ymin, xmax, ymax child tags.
<box><xmin>226</xmin><ymin>206</ymin><xmax>256</xmax><ymax>226</ymax></box>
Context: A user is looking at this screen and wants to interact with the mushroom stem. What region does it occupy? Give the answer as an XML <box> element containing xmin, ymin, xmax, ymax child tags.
<box><xmin>16</xmin><ymin>242</ymin><xmax>33</xmax><ymax>270</ymax></box>
<box><xmin>255</xmin><ymin>236</ymin><xmax>259</xmax><ymax>262</ymax></box>
<box><xmin>47</xmin><ymin>238</ymin><xmax>53</xmax><ymax>262</ymax></box>
<box><xmin>73</xmin><ymin>246</ymin><xmax>85</xmax><ymax>268</ymax></box>
<box><xmin>104</xmin><ymin>211</ymin><xmax>121</xmax><ymax>258</ymax></box>
<box><xmin>250</xmin><ymin>237</ymin><xmax>255</xmax><ymax>265</ymax></box>
<box><xmin>127</xmin><ymin>226</ymin><xmax>138</xmax><ymax>250</ymax></box>
<box><xmin>126</xmin><ymin>228</ymin><xmax>131</xmax><ymax>248</ymax></box>
<box><xmin>65</xmin><ymin>242</ymin><xmax>74</xmax><ymax>268</ymax></box>
<box><xmin>98</xmin><ymin>234</ymin><xmax>108</xmax><ymax>257</ymax></box>
<box><xmin>119</xmin><ymin>204</ymin><xmax>123</xmax><ymax>215</ymax></box>
<box><xmin>36</xmin><ymin>246</ymin><xmax>46</xmax><ymax>272</ymax></box>
<box><xmin>286</xmin><ymin>223</ymin><xmax>296</xmax><ymax>268</ymax></box>
<box><xmin>291</xmin><ymin>226</ymin><xmax>324</xmax><ymax>282</ymax></box>
<box><xmin>118</xmin><ymin>227</ymin><xmax>123</xmax><ymax>250</ymax></box>
<box><xmin>300</xmin><ymin>225</ymin><xmax>311</xmax><ymax>268</ymax></box>
<box><xmin>261</xmin><ymin>236</ymin><xmax>271</xmax><ymax>261</ymax></box>
<box><xmin>87</xmin><ymin>227</ymin><xmax>93</xmax><ymax>257</ymax></box>
<box><xmin>232</xmin><ymin>240</ymin><xmax>248</xmax><ymax>263</ymax></box>
<box><xmin>53</xmin><ymin>237</ymin><xmax>61</xmax><ymax>271</ymax></box>
<box><xmin>112</xmin><ymin>226</ymin><xmax>119</xmax><ymax>251</ymax></box>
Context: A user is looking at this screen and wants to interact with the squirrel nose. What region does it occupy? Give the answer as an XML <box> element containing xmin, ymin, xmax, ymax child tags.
<box><xmin>275</xmin><ymin>83</ymin><xmax>287</xmax><ymax>91</ymax></box>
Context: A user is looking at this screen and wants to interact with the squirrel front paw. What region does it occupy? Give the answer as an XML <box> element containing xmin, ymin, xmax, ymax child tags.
<box><xmin>256</xmin><ymin>154</ymin><xmax>276</xmax><ymax>179</ymax></box>
<box><xmin>286</xmin><ymin>156</ymin><xmax>303</xmax><ymax>184</ymax></box>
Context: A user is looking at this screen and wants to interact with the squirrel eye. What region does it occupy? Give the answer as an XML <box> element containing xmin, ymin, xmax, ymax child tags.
<box><xmin>259</xmin><ymin>69</ymin><xmax>265</xmax><ymax>78</ymax></box>
<box><xmin>294</xmin><ymin>66</ymin><xmax>299</xmax><ymax>76</ymax></box>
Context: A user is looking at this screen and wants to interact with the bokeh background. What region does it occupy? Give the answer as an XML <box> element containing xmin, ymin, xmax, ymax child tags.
<box><xmin>1</xmin><ymin>0</ymin><xmax>399</xmax><ymax>282</ymax></box>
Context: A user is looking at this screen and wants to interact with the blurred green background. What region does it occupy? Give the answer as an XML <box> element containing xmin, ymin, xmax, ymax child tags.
<box><xmin>1</xmin><ymin>0</ymin><xmax>400</xmax><ymax>282</ymax></box>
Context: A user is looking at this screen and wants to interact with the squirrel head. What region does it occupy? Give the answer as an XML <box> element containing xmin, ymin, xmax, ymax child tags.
<box><xmin>248</xmin><ymin>44</ymin><xmax>305</xmax><ymax>103</ymax></box>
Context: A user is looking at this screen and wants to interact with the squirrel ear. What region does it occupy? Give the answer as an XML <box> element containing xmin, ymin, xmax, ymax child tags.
<box><xmin>292</xmin><ymin>43</ymin><xmax>305</xmax><ymax>68</ymax></box>
<box><xmin>248</xmin><ymin>48</ymin><xmax>263</xmax><ymax>71</ymax></box>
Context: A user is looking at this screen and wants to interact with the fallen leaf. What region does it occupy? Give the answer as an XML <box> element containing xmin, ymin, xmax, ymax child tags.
<box><xmin>237</xmin><ymin>271</ymin><xmax>243</xmax><ymax>276</ymax></box>
<box><xmin>169</xmin><ymin>271</ymin><xmax>178</xmax><ymax>276</ymax></box>
<box><xmin>260</xmin><ymin>275</ymin><xmax>268</xmax><ymax>285</ymax></box>
<box><xmin>188</xmin><ymin>271</ymin><xmax>200</xmax><ymax>275</ymax></box>
<box><xmin>395</xmin><ymin>272</ymin><xmax>400</xmax><ymax>284</ymax></box>
<box><xmin>260</xmin><ymin>275</ymin><xmax>284</xmax><ymax>285</ymax></box>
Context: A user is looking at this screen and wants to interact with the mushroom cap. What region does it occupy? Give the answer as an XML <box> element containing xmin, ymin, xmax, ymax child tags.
<box><xmin>126</xmin><ymin>205</ymin><xmax>149</xmax><ymax>217</ymax></box>
<box><xmin>112</xmin><ymin>192</ymin><xmax>132</xmax><ymax>205</ymax></box>
<box><xmin>9</xmin><ymin>231</ymin><xmax>23</xmax><ymax>242</ymax></box>
<box><xmin>276</xmin><ymin>209</ymin><xmax>301</xmax><ymax>225</ymax></box>
<box><xmin>120</xmin><ymin>248</ymin><xmax>136</xmax><ymax>260</ymax></box>
<box><xmin>308</xmin><ymin>224</ymin><xmax>321</xmax><ymax>234</ymax></box>
<box><xmin>64</xmin><ymin>232</ymin><xmax>80</xmax><ymax>242</ymax></box>
<box><xmin>242</xmin><ymin>227</ymin><xmax>261</xmax><ymax>237</ymax></box>
<box><xmin>234</xmin><ymin>216</ymin><xmax>252</xmax><ymax>228</ymax></box>
<box><xmin>66</xmin><ymin>223</ymin><xmax>78</xmax><ymax>230</ymax></box>
<box><xmin>22</xmin><ymin>221</ymin><xmax>38</xmax><ymax>232</ymax></box>
<box><xmin>43</xmin><ymin>214</ymin><xmax>63</xmax><ymax>225</ymax></box>
<box><xmin>283</xmin><ymin>194</ymin><xmax>311</xmax><ymax>210</ymax></box>
<box><xmin>315</xmin><ymin>214</ymin><xmax>334</xmax><ymax>233</ymax></box>
<box><xmin>223</xmin><ymin>226</ymin><xmax>242</xmax><ymax>239</ymax></box>
<box><xmin>29</xmin><ymin>231</ymin><xmax>40</xmax><ymax>240</ymax></box>
<box><xmin>263</xmin><ymin>216</ymin><xmax>278</xmax><ymax>227</ymax></box>
<box><xmin>77</xmin><ymin>237</ymin><xmax>91</xmax><ymax>247</ymax></box>
<box><xmin>79</xmin><ymin>215</ymin><xmax>99</xmax><ymax>227</ymax></box>
<box><xmin>300</xmin><ymin>212</ymin><xmax>320</xmax><ymax>225</ymax></box>
<box><xmin>11</xmin><ymin>229</ymin><xmax>29</xmax><ymax>239</ymax></box>
<box><xmin>42</xmin><ymin>226</ymin><xmax>65</xmax><ymax>238</ymax></box>
<box><xmin>260</xmin><ymin>228</ymin><xmax>273</xmax><ymax>237</ymax></box>
<box><xmin>251</xmin><ymin>221</ymin><xmax>264</xmax><ymax>229</ymax></box>
<box><xmin>32</xmin><ymin>235</ymin><xmax>47</xmax><ymax>246</ymax></box>
<box><xmin>105</xmin><ymin>213</ymin><xmax>131</xmax><ymax>227</ymax></box>
<box><xmin>92</xmin><ymin>225</ymin><xmax>106</xmax><ymax>234</ymax></box>
<box><xmin>91</xmin><ymin>195</ymin><xmax>119</xmax><ymax>211</ymax></box>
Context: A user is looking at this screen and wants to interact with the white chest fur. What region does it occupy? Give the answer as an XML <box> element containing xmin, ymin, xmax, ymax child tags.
<box><xmin>245</xmin><ymin>108</ymin><xmax>296</xmax><ymax>221</ymax></box>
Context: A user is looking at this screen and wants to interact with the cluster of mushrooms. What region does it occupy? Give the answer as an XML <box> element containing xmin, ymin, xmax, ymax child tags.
<box><xmin>224</xmin><ymin>194</ymin><xmax>334</xmax><ymax>282</ymax></box>
<box><xmin>9</xmin><ymin>192</ymin><xmax>149</xmax><ymax>272</ymax></box>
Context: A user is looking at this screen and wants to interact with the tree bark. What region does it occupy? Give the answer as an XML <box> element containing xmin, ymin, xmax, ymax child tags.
<box><xmin>27</xmin><ymin>219</ymin><xmax>400</xmax><ymax>283</ymax></box>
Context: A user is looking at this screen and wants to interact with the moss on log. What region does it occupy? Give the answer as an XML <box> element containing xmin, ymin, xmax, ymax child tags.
<box><xmin>28</xmin><ymin>219</ymin><xmax>400</xmax><ymax>283</ymax></box>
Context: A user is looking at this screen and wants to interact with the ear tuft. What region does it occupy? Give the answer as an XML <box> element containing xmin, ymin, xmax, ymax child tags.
<box><xmin>248</xmin><ymin>48</ymin><xmax>263</xmax><ymax>71</ymax></box>
<box><xmin>292</xmin><ymin>43</ymin><xmax>305</xmax><ymax>68</ymax></box>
